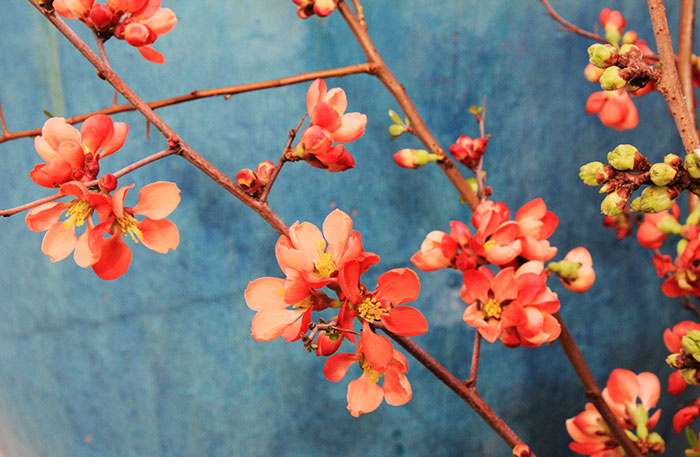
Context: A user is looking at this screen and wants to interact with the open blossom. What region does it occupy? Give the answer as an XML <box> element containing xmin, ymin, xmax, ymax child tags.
<box><xmin>30</xmin><ymin>115</ymin><xmax>128</xmax><ymax>188</ymax></box>
<box><xmin>25</xmin><ymin>181</ymin><xmax>112</xmax><ymax>266</ymax></box>
<box><xmin>89</xmin><ymin>181</ymin><xmax>180</xmax><ymax>280</ymax></box>
<box><xmin>586</xmin><ymin>89</ymin><xmax>638</xmax><ymax>130</ymax></box>
<box><xmin>515</xmin><ymin>198</ymin><xmax>558</xmax><ymax>261</ymax></box>
<box><xmin>411</xmin><ymin>221</ymin><xmax>477</xmax><ymax>272</ymax></box>
<box><xmin>449</xmin><ymin>135</ymin><xmax>489</xmax><ymax>170</ymax></box>
<box><xmin>324</xmin><ymin>341</ymin><xmax>411</xmax><ymax>417</ymax></box>
<box><xmin>53</xmin><ymin>0</ymin><xmax>177</xmax><ymax>63</ymax></box>
<box><xmin>470</xmin><ymin>201</ymin><xmax>522</xmax><ymax>265</ymax></box>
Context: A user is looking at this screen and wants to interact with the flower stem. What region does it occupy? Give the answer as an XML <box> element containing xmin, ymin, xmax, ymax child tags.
<box><xmin>260</xmin><ymin>115</ymin><xmax>306</xmax><ymax>204</ymax></box>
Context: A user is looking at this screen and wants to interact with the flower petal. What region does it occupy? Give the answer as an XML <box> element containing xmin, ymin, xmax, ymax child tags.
<box><xmin>382</xmin><ymin>306</ymin><xmax>428</xmax><ymax>336</ymax></box>
<box><xmin>323</xmin><ymin>353</ymin><xmax>360</xmax><ymax>382</ymax></box>
<box><xmin>244</xmin><ymin>277</ymin><xmax>288</xmax><ymax>311</ymax></box>
<box><xmin>137</xmin><ymin>218</ymin><xmax>179</xmax><ymax>253</ymax></box>
<box><xmin>41</xmin><ymin>222</ymin><xmax>77</xmax><ymax>262</ymax></box>
<box><xmin>360</xmin><ymin>321</ymin><xmax>393</xmax><ymax>371</ymax></box>
<box><xmin>374</xmin><ymin>268</ymin><xmax>420</xmax><ymax>306</ymax></box>
<box><xmin>132</xmin><ymin>181</ymin><xmax>181</xmax><ymax>220</ymax></box>
<box><xmin>91</xmin><ymin>235</ymin><xmax>132</xmax><ymax>280</ymax></box>
<box><xmin>347</xmin><ymin>373</ymin><xmax>384</xmax><ymax>417</ymax></box>
<box><xmin>383</xmin><ymin>367</ymin><xmax>412</xmax><ymax>406</ymax></box>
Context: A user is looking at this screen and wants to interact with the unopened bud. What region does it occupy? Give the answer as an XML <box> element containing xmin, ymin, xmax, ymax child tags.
<box><xmin>600</xmin><ymin>66</ymin><xmax>627</xmax><ymax>90</ymax></box>
<box><xmin>89</xmin><ymin>4</ymin><xmax>114</xmax><ymax>30</ymax></box>
<box><xmin>664</xmin><ymin>153</ymin><xmax>684</xmax><ymax>168</ymax></box>
<box><xmin>686</xmin><ymin>153</ymin><xmax>700</xmax><ymax>179</ymax></box>
<box><xmin>622</xmin><ymin>31</ymin><xmax>638</xmax><ymax>44</ymax></box>
<box><xmin>683</xmin><ymin>330</ymin><xmax>700</xmax><ymax>362</ymax></box>
<box><xmin>619</xmin><ymin>43</ymin><xmax>640</xmax><ymax>57</ymax></box>
<box><xmin>236</xmin><ymin>168</ymin><xmax>260</xmax><ymax>193</ymax></box>
<box><xmin>584</xmin><ymin>64</ymin><xmax>604</xmax><ymax>83</ymax></box>
<box><xmin>630</xmin><ymin>186</ymin><xmax>674</xmax><ymax>213</ymax></box>
<box><xmin>667</xmin><ymin>353</ymin><xmax>683</xmax><ymax>369</ymax></box>
<box><xmin>98</xmin><ymin>173</ymin><xmax>117</xmax><ymax>193</ymax></box>
<box><xmin>393</xmin><ymin>149</ymin><xmax>442</xmax><ymax>169</ymax></box>
<box><xmin>588</xmin><ymin>43</ymin><xmax>617</xmax><ymax>68</ymax></box>
<box><xmin>607</xmin><ymin>144</ymin><xmax>648</xmax><ymax>171</ymax></box>
<box><xmin>255</xmin><ymin>160</ymin><xmax>275</xmax><ymax>186</ymax></box>
<box><xmin>579</xmin><ymin>161</ymin><xmax>613</xmax><ymax>186</ymax></box>
<box><xmin>646</xmin><ymin>432</ymin><xmax>665</xmax><ymax>454</ymax></box>
<box><xmin>682</xmin><ymin>369</ymin><xmax>700</xmax><ymax>386</ymax></box>
<box><xmin>546</xmin><ymin>260</ymin><xmax>580</xmax><ymax>279</ymax></box>
<box><xmin>512</xmin><ymin>443</ymin><xmax>531</xmax><ymax>457</ymax></box>
<box><xmin>650</xmin><ymin>163</ymin><xmax>677</xmax><ymax>186</ymax></box>
<box><xmin>601</xmin><ymin>190</ymin><xmax>627</xmax><ymax>216</ymax></box>
<box><xmin>605</xmin><ymin>24</ymin><xmax>622</xmax><ymax>47</ymax></box>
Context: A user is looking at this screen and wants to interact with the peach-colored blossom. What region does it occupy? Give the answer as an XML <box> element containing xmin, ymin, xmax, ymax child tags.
<box><xmin>559</xmin><ymin>247</ymin><xmax>596</xmax><ymax>293</ymax></box>
<box><xmin>515</xmin><ymin>198</ymin><xmax>558</xmax><ymax>261</ymax></box>
<box><xmin>410</xmin><ymin>230</ymin><xmax>456</xmax><ymax>271</ymax></box>
<box><xmin>306</xmin><ymin>79</ymin><xmax>367</xmax><ymax>144</ymax></box>
<box><xmin>586</xmin><ymin>89</ymin><xmax>638</xmax><ymax>130</ymax></box>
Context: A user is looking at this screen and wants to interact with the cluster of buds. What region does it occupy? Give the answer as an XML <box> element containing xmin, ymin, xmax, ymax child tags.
<box><xmin>583</xmin><ymin>9</ymin><xmax>656</xmax><ymax>130</ymax></box>
<box><xmin>567</xmin><ymin>369</ymin><xmax>664</xmax><ymax>456</ymax></box>
<box><xmin>52</xmin><ymin>0</ymin><xmax>177</xmax><ymax>63</ymax></box>
<box><xmin>290</xmin><ymin>79</ymin><xmax>366</xmax><ymax>173</ymax></box>
<box><xmin>580</xmin><ymin>144</ymin><xmax>698</xmax><ymax>217</ymax></box>
<box><xmin>26</xmin><ymin>117</ymin><xmax>180</xmax><ymax>280</ymax></box>
<box><xmin>245</xmin><ymin>209</ymin><xmax>428</xmax><ymax>417</ymax></box>
<box><xmin>448</xmin><ymin>134</ymin><xmax>490</xmax><ymax>171</ymax></box>
<box><xmin>291</xmin><ymin>0</ymin><xmax>337</xmax><ymax>18</ymax></box>
<box><xmin>411</xmin><ymin>198</ymin><xmax>595</xmax><ymax>347</ymax></box>
<box><xmin>667</xmin><ymin>329</ymin><xmax>700</xmax><ymax>387</ymax></box>
<box><xmin>236</xmin><ymin>161</ymin><xmax>276</xmax><ymax>196</ymax></box>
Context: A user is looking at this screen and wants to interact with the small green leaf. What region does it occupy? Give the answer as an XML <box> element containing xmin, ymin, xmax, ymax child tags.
<box><xmin>468</xmin><ymin>105</ymin><xmax>482</xmax><ymax>116</ymax></box>
<box><xmin>388</xmin><ymin>109</ymin><xmax>404</xmax><ymax>125</ymax></box>
<box><xmin>42</xmin><ymin>109</ymin><xmax>55</xmax><ymax>118</ymax></box>
<box><xmin>389</xmin><ymin>124</ymin><xmax>406</xmax><ymax>136</ymax></box>
<box><xmin>686</xmin><ymin>426</ymin><xmax>699</xmax><ymax>450</ymax></box>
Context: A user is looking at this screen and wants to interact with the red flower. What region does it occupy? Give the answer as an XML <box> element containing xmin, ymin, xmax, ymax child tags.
<box><xmin>673</xmin><ymin>404</ymin><xmax>700</xmax><ymax>433</ymax></box>
<box><xmin>586</xmin><ymin>90</ymin><xmax>638</xmax><ymax>130</ymax></box>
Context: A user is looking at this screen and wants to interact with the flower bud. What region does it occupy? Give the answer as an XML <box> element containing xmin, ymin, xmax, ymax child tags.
<box><xmin>601</xmin><ymin>190</ymin><xmax>628</xmax><ymax>216</ymax></box>
<box><xmin>600</xmin><ymin>66</ymin><xmax>627</xmax><ymax>90</ymax></box>
<box><xmin>686</xmin><ymin>153</ymin><xmax>700</xmax><ymax>179</ymax></box>
<box><xmin>657</xmin><ymin>214</ymin><xmax>682</xmax><ymax>235</ymax></box>
<box><xmin>630</xmin><ymin>186</ymin><xmax>674</xmax><ymax>213</ymax></box>
<box><xmin>393</xmin><ymin>149</ymin><xmax>442</xmax><ymax>169</ymax></box>
<box><xmin>89</xmin><ymin>4</ymin><xmax>114</xmax><ymax>30</ymax></box>
<box><xmin>579</xmin><ymin>161</ymin><xmax>614</xmax><ymax>186</ymax></box>
<box><xmin>236</xmin><ymin>168</ymin><xmax>260</xmax><ymax>193</ymax></box>
<box><xmin>605</xmin><ymin>24</ymin><xmax>622</xmax><ymax>47</ymax></box>
<box><xmin>683</xmin><ymin>330</ymin><xmax>700</xmax><ymax>362</ymax></box>
<box><xmin>646</xmin><ymin>432</ymin><xmax>665</xmax><ymax>454</ymax></box>
<box><xmin>607</xmin><ymin>144</ymin><xmax>648</xmax><ymax>171</ymax></box>
<box><xmin>622</xmin><ymin>30</ymin><xmax>638</xmax><ymax>44</ymax></box>
<box><xmin>667</xmin><ymin>353</ymin><xmax>683</xmax><ymax>369</ymax></box>
<box><xmin>316</xmin><ymin>330</ymin><xmax>342</xmax><ymax>356</ymax></box>
<box><xmin>512</xmin><ymin>443</ymin><xmax>532</xmax><ymax>457</ymax></box>
<box><xmin>584</xmin><ymin>63</ymin><xmax>605</xmax><ymax>83</ymax></box>
<box><xmin>664</xmin><ymin>153</ymin><xmax>684</xmax><ymax>168</ymax></box>
<box><xmin>588</xmin><ymin>43</ymin><xmax>617</xmax><ymax>68</ymax></box>
<box><xmin>619</xmin><ymin>43</ymin><xmax>640</xmax><ymax>57</ymax></box>
<box><xmin>650</xmin><ymin>163</ymin><xmax>677</xmax><ymax>186</ymax></box>
<box><xmin>98</xmin><ymin>173</ymin><xmax>117</xmax><ymax>193</ymax></box>
<box><xmin>682</xmin><ymin>369</ymin><xmax>700</xmax><ymax>386</ymax></box>
<box><xmin>554</xmin><ymin>247</ymin><xmax>595</xmax><ymax>293</ymax></box>
<box><xmin>255</xmin><ymin>160</ymin><xmax>275</xmax><ymax>186</ymax></box>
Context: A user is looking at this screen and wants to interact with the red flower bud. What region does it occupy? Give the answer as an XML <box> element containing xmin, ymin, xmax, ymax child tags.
<box><xmin>99</xmin><ymin>173</ymin><xmax>118</xmax><ymax>193</ymax></box>
<box><xmin>236</xmin><ymin>169</ymin><xmax>260</xmax><ymax>193</ymax></box>
<box><xmin>255</xmin><ymin>161</ymin><xmax>276</xmax><ymax>186</ymax></box>
<box><xmin>89</xmin><ymin>4</ymin><xmax>114</xmax><ymax>30</ymax></box>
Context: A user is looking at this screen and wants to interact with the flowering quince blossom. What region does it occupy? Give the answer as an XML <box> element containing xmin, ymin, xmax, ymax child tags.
<box><xmin>664</xmin><ymin>321</ymin><xmax>700</xmax><ymax>395</ymax></box>
<box><xmin>515</xmin><ymin>198</ymin><xmax>558</xmax><ymax>261</ymax></box>
<box><xmin>30</xmin><ymin>115</ymin><xmax>128</xmax><ymax>188</ymax></box>
<box><xmin>470</xmin><ymin>201</ymin><xmax>522</xmax><ymax>265</ymax></box>
<box><xmin>557</xmin><ymin>247</ymin><xmax>596</xmax><ymax>293</ymax></box>
<box><xmin>636</xmin><ymin>204</ymin><xmax>680</xmax><ymax>249</ymax></box>
<box><xmin>25</xmin><ymin>181</ymin><xmax>112</xmax><ymax>266</ymax></box>
<box><xmin>291</xmin><ymin>0</ymin><xmax>337</xmax><ymax>19</ymax></box>
<box><xmin>294</xmin><ymin>79</ymin><xmax>367</xmax><ymax>172</ymax></box>
<box><xmin>585</xmin><ymin>89</ymin><xmax>638</xmax><ymax>130</ymax></box>
<box><xmin>411</xmin><ymin>221</ymin><xmax>477</xmax><ymax>272</ymax></box>
<box><xmin>567</xmin><ymin>369</ymin><xmax>663</xmax><ymax>456</ymax></box>
<box><xmin>448</xmin><ymin>134</ymin><xmax>489</xmax><ymax>170</ymax></box>
<box><xmin>89</xmin><ymin>181</ymin><xmax>180</xmax><ymax>280</ymax></box>
<box><xmin>53</xmin><ymin>0</ymin><xmax>177</xmax><ymax>63</ymax></box>
<box><xmin>673</xmin><ymin>397</ymin><xmax>700</xmax><ymax>433</ymax></box>
<box><xmin>324</xmin><ymin>341</ymin><xmax>411</xmax><ymax>417</ymax></box>
<box><xmin>660</xmin><ymin>239</ymin><xmax>700</xmax><ymax>298</ymax></box>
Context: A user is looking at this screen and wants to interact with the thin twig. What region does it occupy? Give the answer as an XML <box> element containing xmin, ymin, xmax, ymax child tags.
<box><xmin>351</xmin><ymin>0</ymin><xmax>366</xmax><ymax>29</ymax></box>
<box><xmin>93</xmin><ymin>30</ymin><xmax>112</xmax><ymax>73</ymax></box>
<box><xmin>0</xmin><ymin>148</ymin><xmax>175</xmax><ymax>217</ymax></box>
<box><xmin>554</xmin><ymin>313</ymin><xmax>644</xmax><ymax>457</ymax></box>
<box><xmin>647</xmin><ymin>0</ymin><xmax>700</xmax><ymax>155</ymax></box>
<box><xmin>0</xmin><ymin>63</ymin><xmax>373</xmax><ymax>145</ymax></box>
<box><xmin>260</xmin><ymin>115</ymin><xmax>307</xmax><ymax>204</ymax></box>
<box><xmin>465</xmin><ymin>331</ymin><xmax>482</xmax><ymax>386</ymax></box>
<box><xmin>475</xmin><ymin>96</ymin><xmax>487</xmax><ymax>201</ymax></box>
<box><xmin>0</xmin><ymin>101</ymin><xmax>8</xmax><ymax>136</ymax></box>
<box><xmin>336</xmin><ymin>0</ymin><xmax>480</xmax><ymax>211</ymax></box>
<box><xmin>28</xmin><ymin>0</ymin><xmax>289</xmax><ymax>236</ymax></box>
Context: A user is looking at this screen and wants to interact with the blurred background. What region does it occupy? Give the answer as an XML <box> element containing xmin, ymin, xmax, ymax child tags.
<box><xmin>0</xmin><ymin>1</ymin><xmax>693</xmax><ymax>456</ymax></box>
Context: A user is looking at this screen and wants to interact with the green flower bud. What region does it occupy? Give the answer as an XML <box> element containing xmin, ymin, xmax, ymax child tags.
<box><xmin>629</xmin><ymin>186</ymin><xmax>674</xmax><ymax>213</ymax></box>
<box><xmin>683</xmin><ymin>330</ymin><xmax>700</xmax><ymax>362</ymax></box>
<box><xmin>579</xmin><ymin>161</ymin><xmax>613</xmax><ymax>186</ymax></box>
<box><xmin>650</xmin><ymin>163</ymin><xmax>677</xmax><ymax>186</ymax></box>
<box><xmin>619</xmin><ymin>43</ymin><xmax>640</xmax><ymax>56</ymax></box>
<box><xmin>667</xmin><ymin>353</ymin><xmax>682</xmax><ymax>369</ymax></box>
<box><xmin>657</xmin><ymin>214</ymin><xmax>683</xmax><ymax>235</ymax></box>
<box><xmin>664</xmin><ymin>153</ymin><xmax>683</xmax><ymax>168</ymax></box>
<box><xmin>588</xmin><ymin>43</ymin><xmax>617</xmax><ymax>68</ymax></box>
<box><xmin>686</xmin><ymin>153</ymin><xmax>700</xmax><ymax>179</ymax></box>
<box><xmin>646</xmin><ymin>432</ymin><xmax>665</xmax><ymax>454</ymax></box>
<box><xmin>678</xmin><ymin>238</ymin><xmax>689</xmax><ymax>257</ymax></box>
<box><xmin>607</xmin><ymin>144</ymin><xmax>642</xmax><ymax>171</ymax></box>
<box><xmin>546</xmin><ymin>260</ymin><xmax>581</xmax><ymax>279</ymax></box>
<box><xmin>465</xmin><ymin>177</ymin><xmax>479</xmax><ymax>194</ymax></box>
<box><xmin>682</xmin><ymin>368</ymin><xmax>700</xmax><ymax>386</ymax></box>
<box><xmin>605</xmin><ymin>24</ymin><xmax>622</xmax><ymax>47</ymax></box>
<box><xmin>600</xmin><ymin>66</ymin><xmax>627</xmax><ymax>90</ymax></box>
<box><xmin>601</xmin><ymin>191</ymin><xmax>627</xmax><ymax>216</ymax></box>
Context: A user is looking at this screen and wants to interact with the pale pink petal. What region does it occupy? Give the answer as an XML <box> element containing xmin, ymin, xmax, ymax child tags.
<box><xmin>25</xmin><ymin>202</ymin><xmax>70</xmax><ymax>232</ymax></box>
<box><xmin>80</xmin><ymin>114</ymin><xmax>114</xmax><ymax>155</ymax></box>
<box><xmin>637</xmin><ymin>372</ymin><xmax>661</xmax><ymax>409</ymax></box>
<box><xmin>306</xmin><ymin>79</ymin><xmax>327</xmax><ymax>115</ymax></box>
<box><xmin>322</xmin><ymin>209</ymin><xmax>352</xmax><ymax>262</ymax></box>
<box><xmin>251</xmin><ymin>307</ymin><xmax>305</xmax><ymax>342</ymax></box>
<box><xmin>478</xmin><ymin>319</ymin><xmax>502</xmax><ymax>343</ymax></box>
<box><xmin>34</xmin><ymin>136</ymin><xmax>61</xmax><ymax>162</ymax></box>
<box><xmin>57</xmin><ymin>140</ymin><xmax>85</xmax><ymax>170</ymax></box>
<box><xmin>41</xmin><ymin>222</ymin><xmax>77</xmax><ymax>262</ymax></box>
<box><xmin>383</xmin><ymin>368</ymin><xmax>412</xmax><ymax>406</ymax></box>
<box><xmin>332</xmin><ymin>113</ymin><xmax>367</xmax><ymax>143</ymax></box>
<box><xmin>132</xmin><ymin>182</ymin><xmax>181</xmax><ymax>220</ymax></box>
<box><xmin>141</xmin><ymin>8</ymin><xmax>177</xmax><ymax>35</ymax></box>
<box><xmin>347</xmin><ymin>373</ymin><xmax>384</xmax><ymax>417</ymax></box>
<box><xmin>40</xmin><ymin>118</ymin><xmax>81</xmax><ymax>153</ymax></box>
<box><xmin>100</xmin><ymin>122</ymin><xmax>129</xmax><ymax>158</ymax></box>
<box><xmin>289</xmin><ymin>221</ymin><xmax>325</xmax><ymax>258</ymax></box>
<box><xmin>323</xmin><ymin>353</ymin><xmax>361</xmax><ymax>382</ymax></box>
<box><xmin>323</xmin><ymin>87</ymin><xmax>347</xmax><ymax>115</ymax></box>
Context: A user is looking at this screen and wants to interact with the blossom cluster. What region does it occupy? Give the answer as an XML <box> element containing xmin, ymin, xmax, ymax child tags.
<box><xmin>245</xmin><ymin>209</ymin><xmax>428</xmax><ymax>416</ymax></box>
<box><xmin>25</xmin><ymin>115</ymin><xmax>180</xmax><ymax>280</ymax></box>
<box><xmin>411</xmin><ymin>198</ymin><xmax>594</xmax><ymax>347</ymax></box>
<box><xmin>53</xmin><ymin>0</ymin><xmax>177</xmax><ymax>63</ymax></box>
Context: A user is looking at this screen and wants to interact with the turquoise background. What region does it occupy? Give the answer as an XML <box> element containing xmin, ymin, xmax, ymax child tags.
<box><xmin>0</xmin><ymin>1</ymin><xmax>694</xmax><ymax>456</ymax></box>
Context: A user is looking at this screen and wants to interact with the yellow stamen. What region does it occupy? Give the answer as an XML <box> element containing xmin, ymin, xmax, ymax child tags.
<box><xmin>114</xmin><ymin>212</ymin><xmax>143</xmax><ymax>244</ymax></box>
<box><xmin>359</xmin><ymin>358</ymin><xmax>382</xmax><ymax>384</ymax></box>
<box><xmin>293</xmin><ymin>296</ymin><xmax>313</xmax><ymax>309</ymax></box>
<box><xmin>482</xmin><ymin>298</ymin><xmax>502</xmax><ymax>320</ymax></box>
<box><xmin>332</xmin><ymin>105</ymin><xmax>343</xmax><ymax>116</ymax></box>
<box><xmin>63</xmin><ymin>199</ymin><xmax>93</xmax><ymax>229</ymax></box>
<box><xmin>357</xmin><ymin>296</ymin><xmax>388</xmax><ymax>323</ymax></box>
<box><xmin>483</xmin><ymin>239</ymin><xmax>497</xmax><ymax>254</ymax></box>
<box><xmin>314</xmin><ymin>241</ymin><xmax>337</xmax><ymax>278</ymax></box>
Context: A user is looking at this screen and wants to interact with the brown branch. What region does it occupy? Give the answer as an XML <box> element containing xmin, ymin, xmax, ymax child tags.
<box><xmin>539</xmin><ymin>0</ymin><xmax>606</xmax><ymax>43</ymax></box>
<box><xmin>0</xmin><ymin>148</ymin><xmax>175</xmax><ymax>217</ymax></box>
<box><xmin>28</xmin><ymin>0</ymin><xmax>289</xmax><ymax>237</ymax></box>
<box><xmin>554</xmin><ymin>313</ymin><xmax>644</xmax><ymax>457</ymax></box>
<box><xmin>0</xmin><ymin>63</ymin><xmax>373</xmax><ymax>145</ymax></box>
<box><xmin>678</xmin><ymin>0</ymin><xmax>698</xmax><ymax>212</ymax></box>
<box><xmin>465</xmin><ymin>331</ymin><xmax>482</xmax><ymax>386</ymax></box>
<box><xmin>379</xmin><ymin>325</ymin><xmax>533</xmax><ymax>454</ymax></box>
<box><xmin>336</xmin><ymin>1</ymin><xmax>480</xmax><ymax>211</ymax></box>
<box><xmin>260</xmin><ymin>115</ymin><xmax>307</xmax><ymax>203</ymax></box>
<box><xmin>351</xmin><ymin>0</ymin><xmax>366</xmax><ymax>29</ymax></box>
<box><xmin>647</xmin><ymin>0</ymin><xmax>700</xmax><ymax>155</ymax></box>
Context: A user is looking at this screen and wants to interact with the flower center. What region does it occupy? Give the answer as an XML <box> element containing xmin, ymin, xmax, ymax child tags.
<box><xmin>357</xmin><ymin>296</ymin><xmax>387</xmax><ymax>323</ymax></box>
<box><xmin>315</xmin><ymin>241</ymin><xmax>337</xmax><ymax>278</ymax></box>
<box><xmin>115</xmin><ymin>212</ymin><xmax>143</xmax><ymax>243</ymax></box>
<box><xmin>482</xmin><ymin>298</ymin><xmax>502</xmax><ymax>320</ymax></box>
<box><xmin>483</xmin><ymin>239</ymin><xmax>497</xmax><ymax>254</ymax></box>
<box><xmin>63</xmin><ymin>199</ymin><xmax>92</xmax><ymax>229</ymax></box>
<box><xmin>293</xmin><ymin>296</ymin><xmax>313</xmax><ymax>309</ymax></box>
<box><xmin>359</xmin><ymin>358</ymin><xmax>382</xmax><ymax>384</ymax></box>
